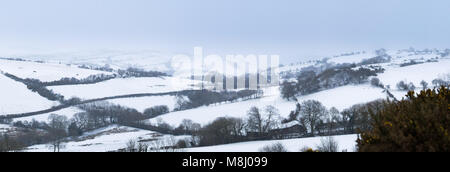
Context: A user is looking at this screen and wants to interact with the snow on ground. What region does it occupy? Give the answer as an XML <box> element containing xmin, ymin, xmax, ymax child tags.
<box><xmin>327</xmin><ymin>52</ymin><xmax>376</xmax><ymax>64</ymax></box>
<box><xmin>26</xmin><ymin>125</ymin><xmax>190</xmax><ymax>152</ymax></box>
<box><xmin>48</xmin><ymin>77</ymin><xmax>196</xmax><ymax>100</ymax></box>
<box><xmin>147</xmin><ymin>87</ymin><xmax>295</xmax><ymax>127</ymax></box>
<box><xmin>187</xmin><ymin>134</ymin><xmax>358</xmax><ymax>152</ymax></box>
<box><xmin>148</xmin><ymin>84</ymin><xmax>387</xmax><ymax>127</ymax></box>
<box><xmin>0</xmin><ymin>59</ymin><xmax>111</xmax><ymax>82</ymax></box>
<box><xmin>107</xmin><ymin>95</ymin><xmax>177</xmax><ymax>113</ymax></box>
<box><xmin>377</xmin><ymin>58</ymin><xmax>450</xmax><ymax>88</ymax></box>
<box><xmin>12</xmin><ymin>107</ymin><xmax>84</xmax><ymax>123</ymax></box>
<box><xmin>0</xmin><ymin>74</ymin><xmax>59</xmax><ymax>115</ymax></box>
<box><xmin>296</xmin><ymin>84</ymin><xmax>387</xmax><ymax>111</ymax></box>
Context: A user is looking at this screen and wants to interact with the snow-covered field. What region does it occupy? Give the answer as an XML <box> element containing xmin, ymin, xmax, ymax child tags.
<box><xmin>148</xmin><ymin>84</ymin><xmax>390</xmax><ymax>127</ymax></box>
<box><xmin>26</xmin><ymin>125</ymin><xmax>190</xmax><ymax>152</ymax></box>
<box><xmin>378</xmin><ymin>58</ymin><xmax>450</xmax><ymax>88</ymax></box>
<box><xmin>1</xmin><ymin>48</ymin><xmax>447</xmax><ymax>152</ymax></box>
<box><xmin>0</xmin><ymin>74</ymin><xmax>58</xmax><ymax>115</ymax></box>
<box><xmin>0</xmin><ymin>59</ymin><xmax>111</xmax><ymax>82</ymax></box>
<box><xmin>187</xmin><ymin>134</ymin><xmax>358</xmax><ymax>152</ymax></box>
<box><xmin>12</xmin><ymin>107</ymin><xmax>84</xmax><ymax>123</ymax></box>
<box><xmin>48</xmin><ymin>77</ymin><xmax>197</xmax><ymax>100</ymax></box>
<box><xmin>107</xmin><ymin>95</ymin><xmax>177</xmax><ymax>113</ymax></box>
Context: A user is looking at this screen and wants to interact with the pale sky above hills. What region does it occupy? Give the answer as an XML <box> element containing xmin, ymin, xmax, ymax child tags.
<box><xmin>0</xmin><ymin>0</ymin><xmax>449</xmax><ymax>63</ymax></box>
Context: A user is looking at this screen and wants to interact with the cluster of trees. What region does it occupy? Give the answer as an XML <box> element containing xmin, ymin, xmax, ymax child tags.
<box><xmin>76</xmin><ymin>102</ymin><xmax>147</xmax><ymax>128</ymax></box>
<box><xmin>37</xmin><ymin>74</ymin><xmax>116</xmax><ymax>86</ymax></box>
<box><xmin>1</xmin><ymin>102</ymin><xmax>176</xmax><ymax>152</ymax></box>
<box><xmin>174</xmin><ymin>90</ymin><xmax>261</xmax><ymax>111</ymax></box>
<box><xmin>371</xmin><ymin>77</ymin><xmax>384</xmax><ymax>88</ymax></box>
<box><xmin>440</xmin><ymin>49</ymin><xmax>450</xmax><ymax>57</ymax></box>
<box><xmin>184</xmin><ymin>99</ymin><xmax>386</xmax><ymax>147</ymax></box>
<box><xmin>143</xmin><ymin>105</ymin><xmax>170</xmax><ymax>118</ymax></box>
<box><xmin>399</xmin><ymin>60</ymin><xmax>424</xmax><ymax>67</ymax></box>
<box><xmin>357</xmin><ymin>86</ymin><xmax>449</xmax><ymax>152</ymax></box>
<box><xmin>396</xmin><ymin>81</ymin><xmax>416</xmax><ymax>91</ymax></box>
<box><xmin>79</xmin><ymin>64</ymin><xmax>114</xmax><ymax>72</ymax></box>
<box><xmin>432</xmin><ymin>78</ymin><xmax>449</xmax><ymax>87</ymax></box>
<box><xmin>1</xmin><ymin>114</ymin><xmax>75</xmax><ymax>152</ymax></box>
<box><xmin>281</xmin><ymin>65</ymin><xmax>384</xmax><ymax>100</ymax></box>
<box><xmin>117</xmin><ymin>67</ymin><xmax>168</xmax><ymax>78</ymax></box>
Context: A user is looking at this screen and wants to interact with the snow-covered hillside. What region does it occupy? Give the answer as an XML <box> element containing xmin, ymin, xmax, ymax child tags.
<box><xmin>25</xmin><ymin>125</ymin><xmax>190</xmax><ymax>152</ymax></box>
<box><xmin>0</xmin><ymin>59</ymin><xmax>112</xmax><ymax>82</ymax></box>
<box><xmin>378</xmin><ymin>58</ymin><xmax>450</xmax><ymax>88</ymax></box>
<box><xmin>0</xmin><ymin>74</ymin><xmax>58</xmax><ymax>115</ymax></box>
<box><xmin>1</xmin><ymin>48</ymin><xmax>448</xmax><ymax>152</ymax></box>
<box><xmin>148</xmin><ymin>84</ymin><xmax>392</xmax><ymax>127</ymax></box>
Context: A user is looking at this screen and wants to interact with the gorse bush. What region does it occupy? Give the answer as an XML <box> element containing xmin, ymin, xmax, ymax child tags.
<box><xmin>357</xmin><ymin>86</ymin><xmax>450</xmax><ymax>152</ymax></box>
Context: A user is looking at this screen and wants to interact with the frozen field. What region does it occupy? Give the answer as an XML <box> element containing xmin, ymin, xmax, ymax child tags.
<box><xmin>48</xmin><ymin>77</ymin><xmax>196</xmax><ymax>100</ymax></box>
<box><xmin>0</xmin><ymin>59</ymin><xmax>111</xmax><ymax>82</ymax></box>
<box><xmin>26</xmin><ymin>125</ymin><xmax>190</xmax><ymax>152</ymax></box>
<box><xmin>187</xmin><ymin>134</ymin><xmax>358</xmax><ymax>152</ymax></box>
<box><xmin>0</xmin><ymin>74</ymin><xmax>58</xmax><ymax>115</ymax></box>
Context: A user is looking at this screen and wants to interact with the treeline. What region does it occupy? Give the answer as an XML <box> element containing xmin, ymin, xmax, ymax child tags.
<box><xmin>174</xmin><ymin>89</ymin><xmax>262</xmax><ymax>111</ymax></box>
<box><xmin>117</xmin><ymin>67</ymin><xmax>168</xmax><ymax>78</ymax></box>
<box><xmin>2</xmin><ymin>73</ymin><xmax>64</xmax><ymax>101</ymax></box>
<box><xmin>164</xmin><ymin>99</ymin><xmax>387</xmax><ymax>148</ymax></box>
<box><xmin>281</xmin><ymin>64</ymin><xmax>384</xmax><ymax>100</ymax></box>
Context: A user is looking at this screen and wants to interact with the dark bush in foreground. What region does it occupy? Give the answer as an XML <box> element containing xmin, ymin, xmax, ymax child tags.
<box><xmin>357</xmin><ymin>86</ymin><xmax>450</xmax><ymax>152</ymax></box>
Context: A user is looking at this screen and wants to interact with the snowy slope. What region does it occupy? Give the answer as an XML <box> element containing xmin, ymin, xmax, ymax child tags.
<box><xmin>12</xmin><ymin>107</ymin><xmax>84</xmax><ymax>123</ymax></box>
<box><xmin>47</xmin><ymin>77</ymin><xmax>197</xmax><ymax>100</ymax></box>
<box><xmin>148</xmin><ymin>84</ymin><xmax>388</xmax><ymax>127</ymax></box>
<box><xmin>0</xmin><ymin>74</ymin><xmax>58</xmax><ymax>115</ymax></box>
<box><xmin>187</xmin><ymin>134</ymin><xmax>358</xmax><ymax>152</ymax></box>
<box><xmin>26</xmin><ymin>125</ymin><xmax>190</xmax><ymax>152</ymax></box>
<box><xmin>377</xmin><ymin>58</ymin><xmax>450</xmax><ymax>89</ymax></box>
<box><xmin>0</xmin><ymin>59</ymin><xmax>112</xmax><ymax>82</ymax></box>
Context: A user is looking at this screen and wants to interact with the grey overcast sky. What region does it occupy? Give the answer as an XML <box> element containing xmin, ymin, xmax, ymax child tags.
<box><xmin>0</xmin><ymin>0</ymin><xmax>449</xmax><ymax>62</ymax></box>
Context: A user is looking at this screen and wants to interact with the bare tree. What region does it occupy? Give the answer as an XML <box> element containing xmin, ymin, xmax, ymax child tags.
<box><xmin>316</xmin><ymin>137</ymin><xmax>339</xmax><ymax>152</ymax></box>
<box><xmin>246</xmin><ymin>106</ymin><xmax>281</xmax><ymax>136</ymax></box>
<box><xmin>327</xmin><ymin>107</ymin><xmax>340</xmax><ymax>135</ymax></box>
<box><xmin>420</xmin><ymin>80</ymin><xmax>428</xmax><ymax>90</ymax></box>
<box><xmin>247</xmin><ymin>107</ymin><xmax>263</xmax><ymax>134</ymax></box>
<box><xmin>47</xmin><ymin>114</ymin><xmax>69</xmax><ymax>152</ymax></box>
<box><xmin>259</xmin><ymin>142</ymin><xmax>289</xmax><ymax>152</ymax></box>
<box><xmin>299</xmin><ymin>100</ymin><xmax>327</xmax><ymax>136</ymax></box>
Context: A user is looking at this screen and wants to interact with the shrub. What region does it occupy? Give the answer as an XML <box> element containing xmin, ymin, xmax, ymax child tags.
<box><xmin>357</xmin><ymin>86</ymin><xmax>450</xmax><ymax>152</ymax></box>
<box><xmin>144</xmin><ymin>105</ymin><xmax>170</xmax><ymax>118</ymax></box>
<box><xmin>370</xmin><ymin>77</ymin><xmax>383</xmax><ymax>88</ymax></box>
<box><xmin>259</xmin><ymin>142</ymin><xmax>289</xmax><ymax>152</ymax></box>
<box><xmin>316</xmin><ymin>137</ymin><xmax>339</xmax><ymax>152</ymax></box>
